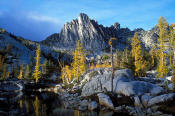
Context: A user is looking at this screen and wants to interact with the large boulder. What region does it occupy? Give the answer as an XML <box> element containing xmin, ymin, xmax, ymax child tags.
<box><xmin>81</xmin><ymin>68</ymin><xmax>133</xmax><ymax>96</ymax></box>
<box><xmin>147</xmin><ymin>93</ymin><xmax>175</xmax><ymax>107</ymax></box>
<box><xmin>81</xmin><ymin>68</ymin><xmax>164</xmax><ymax>97</ymax></box>
<box><xmin>97</xmin><ymin>93</ymin><xmax>114</xmax><ymax>109</ymax></box>
<box><xmin>114</xmin><ymin>81</ymin><xmax>164</xmax><ymax>96</ymax></box>
<box><xmin>0</xmin><ymin>80</ymin><xmax>24</xmax><ymax>92</ymax></box>
<box><xmin>141</xmin><ymin>94</ymin><xmax>152</xmax><ymax>108</ymax></box>
<box><xmin>88</xmin><ymin>101</ymin><xmax>98</xmax><ymax>110</ymax></box>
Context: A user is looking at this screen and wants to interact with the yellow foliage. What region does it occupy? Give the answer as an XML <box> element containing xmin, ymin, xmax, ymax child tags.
<box><xmin>157</xmin><ymin>17</ymin><xmax>168</xmax><ymax>78</ymax></box>
<box><xmin>157</xmin><ymin>52</ymin><xmax>168</xmax><ymax>78</ymax></box>
<box><xmin>71</xmin><ymin>40</ymin><xmax>87</xmax><ymax>82</ymax></box>
<box><xmin>90</xmin><ymin>61</ymin><xmax>111</xmax><ymax>69</ymax></box>
<box><xmin>19</xmin><ymin>100</ymin><xmax>23</xmax><ymax>109</ymax></box>
<box><xmin>149</xmin><ymin>46</ymin><xmax>156</xmax><ymax>67</ymax></box>
<box><xmin>131</xmin><ymin>33</ymin><xmax>146</xmax><ymax>76</ymax></box>
<box><xmin>33</xmin><ymin>45</ymin><xmax>41</xmax><ymax>83</ymax></box>
<box><xmin>1</xmin><ymin>63</ymin><xmax>7</xmax><ymax>79</ymax></box>
<box><xmin>74</xmin><ymin>110</ymin><xmax>84</xmax><ymax>116</ymax></box>
<box><xmin>33</xmin><ymin>96</ymin><xmax>39</xmax><ymax>116</ymax></box>
<box><xmin>0</xmin><ymin>55</ymin><xmax>4</xmax><ymax>71</ymax></box>
<box><xmin>18</xmin><ymin>64</ymin><xmax>24</xmax><ymax>79</ymax></box>
<box><xmin>90</xmin><ymin>63</ymin><xmax>95</xmax><ymax>69</ymax></box>
<box><xmin>169</xmin><ymin>25</ymin><xmax>175</xmax><ymax>68</ymax></box>
<box><xmin>61</xmin><ymin>65</ymin><xmax>72</xmax><ymax>83</ymax></box>
<box><xmin>61</xmin><ymin>40</ymin><xmax>87</xmax><ymax>83</ymax></box>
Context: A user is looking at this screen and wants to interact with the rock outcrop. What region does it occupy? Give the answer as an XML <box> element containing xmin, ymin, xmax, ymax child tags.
<box><xmin>147</xmin><ymin>93</ymin><xmax>175</xmax><ymax>107</ymax></box>
<box><xmin>42</xmin><ymin>13</ymin><xmax>120</xmax><ymax>51</ymax></box>
<box><xmin>97</xmin><ymin>93</ymin><xmax>114</xmax><ymax>109</ymax></box>
<box><xmin>81</xmin><ymin>68</ymin><xmax>164</xmax><ymax>97</ymax></box>
<box><xmin>42</xmin><ymin>13</ymin><xmax>161</xmax><ymax>51</ymax></box>
<box><xmin>0</xmin><ymin>80</ymin><xmax>24</xmax><ymax>92</ymax></box>
<box><xmin>57</xmin><ymin>68</ymin><xmax>175</xmax><ymax>115</ymax></box>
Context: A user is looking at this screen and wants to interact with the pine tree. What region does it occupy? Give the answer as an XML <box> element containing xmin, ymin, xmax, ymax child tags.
<box><xmin>169</xmin><ymin>24</ymin><xmax>175</xmax><ymax>88</ymax></box>
<box><xmin>157</xmin><ymin>17</ymin><xmax>169</xmax><ymax>78</ymax></box>
<box><xmin>33</xmin><ymin>45</ymin><xmax>41</xmax><ymax>83</ymax></box>
<box><xmin>109</xmin><ymin>37</ymin><xmax>116</xmax><ymax>92</ymax></box>
<box><xmin>6</xmin><ymin>44</ymin><xmax>11</xmax><ymax>54</ymax></box>
<box><xmin>124</xmin><ymin>47</ymin><xmax>129</xmax><ymax>63</ymax></box>
<box><xmin>115</xmin><ymin>49</ymin><xmax>120</xmax><ymax>68</ymax></box>
<box><xmin>42</xmin><ymin>59</ymin><xmax>49</xmax><ymax>77</ymax></box>
<box><xmin>71</xmin><ymin>40</ymin><xmax>87</xmax><ymax>82</ymax></box>
<box><xmin>169</xmin><ymin>24</ymin><xmax>175</xmax><ymax>69</ymax></box>
<box><xmin>131</xmin><ymin>33</ymin><xmax>146</xmax><ymax>76</ymax></box>
<box><xmin>149</xmin><ymin>46</ymin><xmax>156</xmax><ymax>68</ymax></box>
<box><xmin>61</xmin><ymin>40</ymin><xmax>87</xmax><ymax>83</ymax></box>
<box><xmin>0</xmin><ymin>55</ymin><xmax>4</xmax><ymax>71</ymax></box>
<box><xmin>61</xmin><ymin>65</ymin><xmax>72</xmax><ymax>83</ymax></box>
<box><xmin>33</xmin><ymin>96</ymin><xmax>39</xmax><ymax>116</ymax></box>
<box><xmin>65</xmin><ymin>65</ymin><xmax>72</xmax><ymax>82</ymax></box>
<box><xmin>24</xmin><ymin>64</ymin><xmax>32</xmax><ymax>79</ymax></box>
<box><xmin>18</xmin><ymin>63</ymin><xmax>24</xmax><ymax>79</ymax></box>
<box><xmin>1</xmin><ymin>63</ymin><xmax>7</xmax><ymax>79</ymax></box>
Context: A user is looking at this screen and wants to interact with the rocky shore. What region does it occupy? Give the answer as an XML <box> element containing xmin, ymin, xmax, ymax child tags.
<box><xmin>57</xmin><ymin>68</ymin><xmax>175</xmax><ymax>116</ymax></box>
<box><xmin>0</xmin><ymin>68</ymin><xmax>175</xmax><ymax>116</ymax></box>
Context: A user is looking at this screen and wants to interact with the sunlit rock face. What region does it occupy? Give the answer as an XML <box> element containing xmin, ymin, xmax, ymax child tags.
<box><xmin>80</xmin><ymin>68</ymin><xmax>164</xmax><ymax>97</ymax></box>
<box><xmin>42</xmin><ymin>13</ymin><xmax>134</xmax><ymax>51</ymax></box>
<box><xmin>42</xmin><ymin>13</ymin><xmax>164</xmax><ymax>51</ymax></box>
<box><xmin>59</xmin><ymin>13</ymin><xmax>109</xmax><ymax>50</ymax></box>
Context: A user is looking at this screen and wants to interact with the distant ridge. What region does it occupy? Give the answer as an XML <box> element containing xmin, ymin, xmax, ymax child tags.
<box><xmin>42</xmin><ymin>13</ymin><xmax>159</xmax><ymax>51</ymax></box>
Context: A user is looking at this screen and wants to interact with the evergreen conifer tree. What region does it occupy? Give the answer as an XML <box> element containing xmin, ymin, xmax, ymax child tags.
<box><xmin>157</xmin><ymin>17</ymin><xmax>169</xmax><ymax>78</ymax></box>
<box><xmin>131</xmin><ymin>33</ymin><xmax>146</xmax><ymax>76</ymax></box>
<box><xmin>18</xmin><ymin>63</ymin><xmax>24</xmax><ymax>79</ymax></box>
<box><xmin>33</xmin><ymin>45</ymin><xmax>41</xmax><ymax>83</ymax></box>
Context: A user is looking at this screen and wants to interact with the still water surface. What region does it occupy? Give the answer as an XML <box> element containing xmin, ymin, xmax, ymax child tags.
<box><xmin>0</xmin><ymin>92</ymin><xmax>129</xmax><ymax>116</ymax></box>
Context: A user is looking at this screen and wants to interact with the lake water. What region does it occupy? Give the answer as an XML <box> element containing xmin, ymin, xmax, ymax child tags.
<box><xmin>0</xmin><ymin>91</ymin><xmax>129</xmax><ymax>116</ymax></box>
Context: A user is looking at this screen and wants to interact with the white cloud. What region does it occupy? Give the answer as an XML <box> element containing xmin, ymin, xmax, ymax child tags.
<box><xmin>27</xmin><ymin>12</ymin><xmax>60</xmax><ymax>24</ymax></box>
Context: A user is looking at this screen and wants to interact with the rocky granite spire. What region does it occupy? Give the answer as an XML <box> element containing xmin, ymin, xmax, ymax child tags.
<box><xmin>41</xmin><ymin>13</ymin><xmax>159</xmax><ymax>51</ymax></box>
<box><xmin>43</xmin><ymin>13</ymin><xmax>120</xmax><ymax>51</ymax></box>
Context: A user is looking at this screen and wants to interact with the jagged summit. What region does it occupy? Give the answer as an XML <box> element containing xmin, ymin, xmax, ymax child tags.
<box><xmin>41</xmin><ymin>13</ymin><xmax>159</xmax><ymax>51</ymax></box>
<box><xmin>78</xmin><ymin>13</ymin><xmax>90</xmax><ymax>24</ymax></box>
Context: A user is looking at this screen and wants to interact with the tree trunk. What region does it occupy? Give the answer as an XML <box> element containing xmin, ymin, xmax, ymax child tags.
<box><xmin>111</xmin><ymin>45</ymin><xmax>114</xmax><ymax>92</ymax></box>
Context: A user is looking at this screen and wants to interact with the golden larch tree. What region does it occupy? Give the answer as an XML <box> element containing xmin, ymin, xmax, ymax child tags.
<box><xmin>61</xmin><ymin>65</ymin><xmax>72</xmax><ymax>83</ymax></box>
<box><xmin>169</xmin><ymin>24</ymin><xmax>175</xmax><ymax>87</ymax></box>
<box><xmin>109</xmin><ymin>37</ymin><xmax>116</xmax><ymax>92</ymax></box>
<box><xmin>0</xmin><ymin>55</ymin><xmax>4</xmax><ymax>71</ymax></box>
<box><xmin>169</xmin><ymin>24</ymin><xmax>175</xmax><ymax>68</ymax></box>
<box><xmin>157</xmin><ymin>17</ymin><xmax>169</xmax><ymax>78</ymax></box>
<box><xmin>131</xmin><ymin>33</ymin><xmax>146</xmax><ymax>76</ymax></box>
<box><xmin>18</xmin><ymin>63</ymin><xmax>24</xmax><ymax>79</ymax></box>
<box><xmin>61</xmin><ymin>40</ymin><xmax>87</xmax><ymax>83</ymax></box>
<box><xmin>71</xmin><ymin>40</ymin><xmax>87</xmax><ymax>82</ymax></box>
<box><xmin>33</xmin><ymin>45</ymin><xmax>41</xmax><ymax>83</ymax></box>
<box><xmin>33</xmin><ymin>96</ymin><xmax>39</xmax><ymax>116</ymax></box>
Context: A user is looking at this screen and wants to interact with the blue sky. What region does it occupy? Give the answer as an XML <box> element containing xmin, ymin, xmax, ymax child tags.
<box><xmin>0</xmin><ymin>0</ymin><xmax>175</xmax><ymax>41</ymax></box>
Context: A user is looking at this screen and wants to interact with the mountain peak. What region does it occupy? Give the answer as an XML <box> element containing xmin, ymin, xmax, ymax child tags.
<box><xmin>78</xmin><ymin>13</ymin><xmax>89</xmax><ymax>19</ymax></box>
<box><xmin>78</xmin><ymin>13</ymin><xmax>90</xmax><ymax>25</ymax></box>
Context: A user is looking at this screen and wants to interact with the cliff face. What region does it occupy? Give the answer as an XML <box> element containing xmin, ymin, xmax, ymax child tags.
<box><xmin>42</xmin><ymin>13</ymin><xmax>159</xmax><ymax>51</ymax></box>
<box><xmin>42</xmin><ymin>13</ymin><xmax>126</xmax><ymax>51</ymax></box>
<box><xmin>59</xmin><ymin>13</ymin><xmax>110</xmax><ymax>50</ymax></box>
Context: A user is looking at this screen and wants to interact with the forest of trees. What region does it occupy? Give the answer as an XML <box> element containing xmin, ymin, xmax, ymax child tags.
<box><xmin>61</xmin><ymin>16</ymin><xmax>175</xmax><ymax>88</ymax></box>
<box><xmin>0</xmin><ymin>16</ymin><xmax>175</xmax><ymax>88</ymax></box>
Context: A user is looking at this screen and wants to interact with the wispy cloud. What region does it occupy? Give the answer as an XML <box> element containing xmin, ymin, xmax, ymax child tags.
<box><xmin>0</xmin><ymin>0</ymin><xmax>175</xmax><ymax>40</ymax></box>
<box><xmin>27</xmin><ymin>12</ymin><xmax>60</xmax><ymax>24</ymax></box>
<box><xmin>0</xmin><ymin>10</ymin><xmax>62</xmax><ymax>41</ymax></box>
